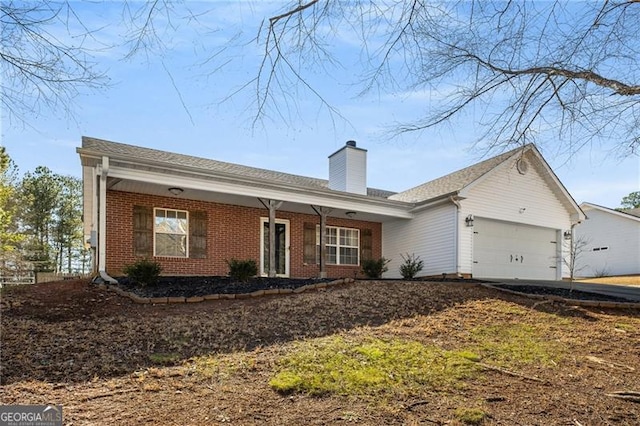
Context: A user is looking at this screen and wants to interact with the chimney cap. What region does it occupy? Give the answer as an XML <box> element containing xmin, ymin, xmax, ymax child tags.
<box><xmin>346</xmin><ymin>140</ymin><xmax>356</xmax><ymax>147</ymax></box>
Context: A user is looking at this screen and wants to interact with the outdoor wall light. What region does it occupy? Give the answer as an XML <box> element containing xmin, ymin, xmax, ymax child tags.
<box><xmin>168</xmin><ymin>187</ymin><xmax>184</xmax><ymax>196</ymax></box>
<box><xmin>465</xmin><ymin>214</ymin><xmax>474</xmax><ymax>227</ymax></box>
<box><xmin>345</xmin><ymin>211</ymin><xmax>357</xmax><ymax>218</ymax></box>
<box><xmin>563</xmin><ymin>230</ymin><xmax>572</xmax><ymax>240</ymax></box>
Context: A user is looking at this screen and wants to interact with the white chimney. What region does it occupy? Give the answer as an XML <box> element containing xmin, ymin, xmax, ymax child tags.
<box><xmin>328</xmin><ymin>140</ymin><xmax>367</xmax><ymax>195</ymax></box>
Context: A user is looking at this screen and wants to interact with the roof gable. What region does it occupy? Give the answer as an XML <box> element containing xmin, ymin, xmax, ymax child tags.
<box><xmin>388</xmin><ymin>145</ymin><xmax>530</xmax><ymax>203</ymax></box>
<box><xmin>581</xmin><ymin>202</ymin><xmax>640</xmax><ymax>223</ymax></box>
<box><xmin>390</xmin><ymin>144</ymin><xmax>584</xmax><ymax>221</ymax></box>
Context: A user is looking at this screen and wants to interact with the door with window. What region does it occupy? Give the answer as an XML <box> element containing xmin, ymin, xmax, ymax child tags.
<box><xmin>260</xmin><ymin>218</ymin><xmax>290</xmax><ymax>277</ymax></box>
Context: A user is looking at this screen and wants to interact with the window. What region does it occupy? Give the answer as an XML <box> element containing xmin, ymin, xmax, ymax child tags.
<box><xmin>316</xmin><ymin>226</ymin><xmax>360</xmax><ymax>265</ymax></box>
<box><xmin>154</xmin><ymin>208</ymin><xmax>188</xmax><ymax>257</ymax></box>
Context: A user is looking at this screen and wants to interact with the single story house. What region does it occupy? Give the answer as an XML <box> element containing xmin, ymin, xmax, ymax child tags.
<box><xmin>77</xmin><ymin>137</ymin><xmax>584</xmax><ymax>283</ymax></box>
<box><xmin>574</xmin><ymin>202</ymin><xmax>640</xmax><ymax>277</ymax></box>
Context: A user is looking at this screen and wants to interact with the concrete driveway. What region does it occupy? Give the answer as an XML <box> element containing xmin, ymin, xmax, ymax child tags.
<box><xmin>487</xmin><ymin>279</ymin><xmax>640</xmax><ymax>302</ymax></box>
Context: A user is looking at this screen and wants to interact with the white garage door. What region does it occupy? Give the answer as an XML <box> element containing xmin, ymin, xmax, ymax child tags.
<box><xmin>473</xmin><ymin>218</ymin><xmax>558</xmax><ymax>280</ymax></box>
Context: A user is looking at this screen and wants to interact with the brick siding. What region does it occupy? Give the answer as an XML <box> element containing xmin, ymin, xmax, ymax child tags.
<box><xmin>106</xmin><ymin>190</ymin><xmax>382</xmax><ymax>279</ymax></box>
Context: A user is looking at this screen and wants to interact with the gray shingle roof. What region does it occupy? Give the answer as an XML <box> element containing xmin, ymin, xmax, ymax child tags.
<box><xmin>81</xmin><ymin>137</ymin><xmax>537</xmax><ymax>204</ymax></box>
<box><xmin>81</xmin><ymin>136</ymin><xmax>396</xmax><ymax>199</ymax></box>
<box><xmin>624</xmin><ymin>207</ymin><xmax>640</xmax><ymax>218</ymax></box>
<box><xmin>388</xmin><ymin>145</ymin><xmax>530</xmax><ymax>203</ymax></box>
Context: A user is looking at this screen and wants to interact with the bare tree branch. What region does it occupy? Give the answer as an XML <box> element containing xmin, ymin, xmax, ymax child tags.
<box><xmin>269</xmin><ymin>0</ymin><xmax>319</xmax><ymax>25</ymax></box>
<box><xmin>0</xmin><ymin>1</ymin><xmax>108</xmax><ymax>124</ymax></box>
<box><xmin>458</xmin><ymin>53</ymin><xmax>640</xmax><ymax>96</ymax></box>
<box><xmin>247</xmin><ymin>0</ymin><xmax>640</xmax><ymax>157</ymax></box>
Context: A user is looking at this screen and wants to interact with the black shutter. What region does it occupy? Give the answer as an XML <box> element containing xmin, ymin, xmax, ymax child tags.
<box><xmin>303</xmin><ymin>222</ymin><xmax>317</xmax><ymax>264</ymax></box>
<box><xmin>189</xmin><ymin>211</ymin><xmax>207</xmax><ymax>259</ymax></box>
<box><xmin>361</xmin><ymin>228</ymin><xmax>373</xmax><ymax>261</ymax></box>
<box><xmin>133</xmin><ymin>206</ymin><xmax>153</xmax><ymax>257</ymax></box>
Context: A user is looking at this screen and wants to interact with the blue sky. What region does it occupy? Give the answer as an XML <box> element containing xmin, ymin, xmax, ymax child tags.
<box><xmin>1</xmin><ymin>1</ymin><xmax>638</xmax><ymax>208</ymax></box>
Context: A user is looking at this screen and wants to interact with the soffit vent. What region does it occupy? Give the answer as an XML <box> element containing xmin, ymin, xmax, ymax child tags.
<box><xmin>516</xmin><ymin>158</ymin><xmax>529</xmax><ymax>175</ymax></box>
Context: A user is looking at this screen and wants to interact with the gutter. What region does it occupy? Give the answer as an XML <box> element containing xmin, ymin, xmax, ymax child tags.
<box><xmin>407</xmin><ymin>191</ymin><xmax>461</xmax><ymax>213</ymax></box>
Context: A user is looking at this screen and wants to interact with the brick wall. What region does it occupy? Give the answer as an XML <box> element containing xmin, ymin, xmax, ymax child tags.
<box><xmin>106</xmin><ymin>190</ymin><xmax>382</xmax><ymax>279</ymax></box>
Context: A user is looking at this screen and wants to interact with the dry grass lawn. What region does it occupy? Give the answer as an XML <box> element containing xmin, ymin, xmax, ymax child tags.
<box><xmin>577</xmin><ymin>275</ymin><xmax>640</xmax><ymax>286</ymax></box>
<box><xmin>1</xmin><ymin>279</ymin><xmax>639</xmax><ymax>425</ymax></box>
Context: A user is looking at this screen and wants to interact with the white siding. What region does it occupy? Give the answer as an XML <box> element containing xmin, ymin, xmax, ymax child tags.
<box><xmin>383</xmin><ymin>203</ymin><xmax>457</xmax><ymax>278</ymax></box>
<box><xmin>458</xmin><ymin>152</ymin><xmax>571</xmax><ymax>279</ymax></box>
<box><xmin>345</xmin><ymin>149</ymin><xmax>367</xmax><ymax>194</ymax></box>
<box><xmin>328</xmin><ymin>151</ymin><xmax>347</xmax><ymax>192</ymax></box>
<box><xmin>328</xmin><ymin>145</ymin><xmax>367</xmax><ymax>195</ymax></box>
<box><xmin>575</xmin><ymin>209</ymin><xmax>640</xmax><ymax>277</ymax></box>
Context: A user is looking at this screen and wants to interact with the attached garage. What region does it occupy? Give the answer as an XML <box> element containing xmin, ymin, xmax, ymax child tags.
<box><xmin>472</xmin><ymin>218</ymin><xmax>559</xmax><ymax>280</ymax></box>
<box><xmin>384</xmin><ymin>145</ymin><xmax>584</xmax><ymax>280</ymax></box>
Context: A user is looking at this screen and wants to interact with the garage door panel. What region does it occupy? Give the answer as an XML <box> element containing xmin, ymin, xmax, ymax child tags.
<box><xmin>473</xmin><ymin>218</ymin><xmax>557</xmax><ymax>280</ymax></box>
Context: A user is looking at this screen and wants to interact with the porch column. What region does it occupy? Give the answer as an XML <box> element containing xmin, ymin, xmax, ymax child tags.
<box><xmin>312</xmin><ymin>206</ymin><xmax>332</xmax><ymax>279</ymax></box>
<box><xmin>268</xmin><ymin>199</ymin><xmax>283</xmax><ymax>277</ymax></box>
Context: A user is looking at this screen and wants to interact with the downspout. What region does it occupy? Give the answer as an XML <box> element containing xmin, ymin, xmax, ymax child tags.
<box><xmin>449</xmin><ymin>195</ymin><xmax>462</xmax><ymax>277</ymax></box>
<box><xmin>98</xmin><ymin>156</ymin><xmax>117</xmax><ymax>284</ymax></box>
<box><xmin>91</xmin><ymin>166</ymin><xmax>98</xmax><ymax>274</ymax></box>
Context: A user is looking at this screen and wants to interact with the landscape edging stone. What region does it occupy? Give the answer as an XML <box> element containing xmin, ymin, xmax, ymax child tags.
<box><xmin>107</xmin><ymin>278</ymin><xmax>348</xmax><ymax>304</ymax></box>
<box><xmin>481</xmin><ymin>283</ymin><xmax>640</xmax><ymax>309</ymax></box>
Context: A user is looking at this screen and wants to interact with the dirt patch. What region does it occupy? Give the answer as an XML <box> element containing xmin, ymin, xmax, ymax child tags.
<box><xmin>1</xmin><ymin>279</ymin><xmax>639</xmax><ymax>425</ymax></box>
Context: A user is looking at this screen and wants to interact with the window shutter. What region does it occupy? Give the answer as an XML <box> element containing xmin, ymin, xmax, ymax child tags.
<box><xmin>303</xmin><ymin>222</ymin><xmax>317</xmax><ymax>264</ymax></box>
<box><xmin>133</xmin><ymin>206</ymin><xmax>153</xmax><ymax>257</ymax></box>
<box><xmin>361</xmin><ymin>228</ymin><xmax>373</xmax><ymax>261</ymax></box>
<box><xmin>189</xmin><ymin>210</ymin><xmax>207</xmax><ymax>259</ymax></box>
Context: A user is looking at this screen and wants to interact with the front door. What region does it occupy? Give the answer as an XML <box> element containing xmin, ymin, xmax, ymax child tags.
<box><xmin>260</xmin><ymin>218</ymin><xmax>290</xmax><ymax>277</ymax></box>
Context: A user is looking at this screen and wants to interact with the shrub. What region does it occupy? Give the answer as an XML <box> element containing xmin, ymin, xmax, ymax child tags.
<box><xmin>361</xmin><ymin>258</ymin><xmax>390</xmax><ymax>279</ymax></box>
<box><xmin>399</xmin><ymin>253</ymin><xmax>424</xmax><ymax>280</ymax></box>
<box><xmin>593</xmin><ymin>266</ymin><xmax>611</xmax><ymax>278</ymax></box>
<box><xmin>123</xmin><ymin>258</ymin><xmax>162</xmax><ymax>286</ymax></box>
<box><xmin>226</xmin><ymin>259</ymin><xmax>258</xmax><ymax>282</ymax></box>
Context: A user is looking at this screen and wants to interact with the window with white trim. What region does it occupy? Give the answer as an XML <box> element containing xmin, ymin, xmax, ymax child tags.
<box><xmin>316</xmin><ymin>226</ymin><xmax>360</xmax><ymax>265</ymax></box>
<box><xmin>154</xmin><ymin>208</ymin><xmax>188</xmax><ymax>257</ymax></box>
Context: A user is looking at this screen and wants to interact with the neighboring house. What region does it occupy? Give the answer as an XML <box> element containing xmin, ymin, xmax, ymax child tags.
<box><xmin>574</xmin><ymin>203</ymin><xmax>640</xmax><ymax>277</ymax></box>
<box><xmin>77</xmin><ymin>137</ymin><xmax>584</xmax><ymax>282</ymax></box>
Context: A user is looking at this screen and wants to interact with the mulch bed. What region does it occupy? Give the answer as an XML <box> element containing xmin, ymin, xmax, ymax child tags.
<box><xmin>115</xmin><ymin>276</ymin><xmax>333</xmax><ymax>298</ymax></box>
<box><xmin>115</xmin><ymin>276</ymin><xmax>632</xmax><ymax>302</ymax></box>
<box><xmin>496</xmin><ymin>284</ymin><xmax>633</xmax><ymax>302</ymax></box>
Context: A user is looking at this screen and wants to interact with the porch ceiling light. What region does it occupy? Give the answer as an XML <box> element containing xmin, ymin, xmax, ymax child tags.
<box><xmin>168</xmin><ymin>187</ymin><xmax>184</xmax><ymax>196</ymax></box>
<box><xmin>345</xmin><ymin>211</ymin><xmax>357</xmax><ymax>218</ymax></box>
